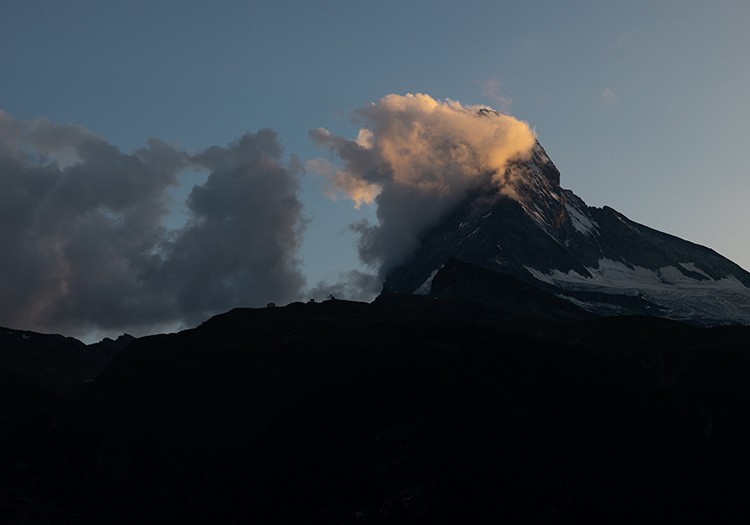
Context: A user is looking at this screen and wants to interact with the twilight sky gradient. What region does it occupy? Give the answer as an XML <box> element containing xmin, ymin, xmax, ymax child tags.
<box><xmin>2</xmin><ymin>1</ymin><xmax>749</xmax><ymax>340</ymax></box>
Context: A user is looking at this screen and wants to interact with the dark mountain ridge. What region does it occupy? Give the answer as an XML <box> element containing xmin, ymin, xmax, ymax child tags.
<box><xmin>3</xmin><ymin>260</ymin><xmax>750</xmax><ymax>522</ymax></box>
<box><xmin>0</xmin><ymin>329</ymin><xmax>130</xmax><ymax>523</ymax></box>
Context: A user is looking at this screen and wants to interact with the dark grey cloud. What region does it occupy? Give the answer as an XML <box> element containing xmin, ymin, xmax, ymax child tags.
<box><xmin>307</xmin><ymin>269</ymin><xmax>381</xmax><ymax>303</ymax></box>
<box><xmin>0</xmin><ymin>110</ymin><xmax>305</xmax><ymax>337</ymax></box>
<box><xmin>149</xmin><ymin>131</ymin><xmax>306</xmax><ymax>327</ymax></box>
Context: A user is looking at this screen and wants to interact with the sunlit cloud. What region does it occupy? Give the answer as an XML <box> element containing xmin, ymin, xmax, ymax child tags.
<box><xmin>310</xmin><ymin>93</ymin><xmax>536</xmax><ymax>277</ymax></box>
<box><xmin>306</xmin><ymin>156</ymin><xmax>380</xmax><ymax>208</ymax></box>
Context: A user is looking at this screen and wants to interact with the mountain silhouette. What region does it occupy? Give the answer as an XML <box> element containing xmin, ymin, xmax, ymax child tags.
<box><xmin>2</xmin><ymin>262</ymin><xmax>750</xmax><ymax>522</ymax></box>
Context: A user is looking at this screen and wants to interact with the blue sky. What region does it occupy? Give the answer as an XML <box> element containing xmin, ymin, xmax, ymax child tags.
<box><xmin>2</xmin><ymin>1</ymin><xmax>750</xmax><ymax>338</ymax></box>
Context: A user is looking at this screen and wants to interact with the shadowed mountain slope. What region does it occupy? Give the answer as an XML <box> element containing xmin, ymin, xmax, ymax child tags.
<box><xmin>19</xmin><ymin>263</ymin><xmax>746</xmax><ymax>523</ymax></box>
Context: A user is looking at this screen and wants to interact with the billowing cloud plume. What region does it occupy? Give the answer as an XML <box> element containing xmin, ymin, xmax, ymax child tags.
<box><xmin>0</xmin><ymin>110</ymin><xmax>305</xmax><ymax>337</ymax></box>
<box><xmin>310</xmin><ymin>93</ymin><xmax>536</xmax><ymax>278</ymax></box>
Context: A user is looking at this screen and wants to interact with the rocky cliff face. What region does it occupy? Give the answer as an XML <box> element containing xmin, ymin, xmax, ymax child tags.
<box><xmin>383</xmin><ymin>142</ymin><xmax>750</xmax><ymax>325</ymax></box>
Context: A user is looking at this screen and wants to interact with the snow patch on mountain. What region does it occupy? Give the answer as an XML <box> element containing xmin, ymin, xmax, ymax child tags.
<box><xmin>555</xmin><ymin>294</ymin><xmax>642</xmax><ymax>316</ymax></box>
<box><xmin>414</xmin><ymin>268</ymin><xmax>440</xmax><ymax>295</ymax></box>
<box><xmin>565</xmin><ymin>202</ymin><xmax>599</xmax><ymax>236</ymax></box>
<box><xmin>678</xmin><ymin>262</ymin><xmax>711</xmax><ymax>279</ymax></box>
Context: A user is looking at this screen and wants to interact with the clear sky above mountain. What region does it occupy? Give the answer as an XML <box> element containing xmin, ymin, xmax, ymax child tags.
<box><xmin>2</xmin><ymin>1</ymin><xmax>749</xmax><ymax>339</ymax></box>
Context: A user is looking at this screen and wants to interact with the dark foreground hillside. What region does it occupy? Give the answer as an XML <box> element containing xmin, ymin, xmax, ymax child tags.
<box><xmin>3</xmin><ymin>261</ymin><xmax>750</xmax><ymax>523</ymax></box>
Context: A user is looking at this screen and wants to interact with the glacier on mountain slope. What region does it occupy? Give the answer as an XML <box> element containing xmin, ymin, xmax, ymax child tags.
<box><xmin>525</xmin><ymin>259</ymin><xmax>750</xmax><ymax>325</ymax></box>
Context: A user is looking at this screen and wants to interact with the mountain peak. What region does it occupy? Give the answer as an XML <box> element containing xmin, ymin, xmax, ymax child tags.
<box><xmin>383</xmin><ymin>141</ymin><xmax>750</xmax><ymax>326</ymax></box>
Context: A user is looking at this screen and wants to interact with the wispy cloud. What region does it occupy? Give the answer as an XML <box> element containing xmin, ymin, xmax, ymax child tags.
<box><xmin>479</xmin><ymin>78</ymin><xmax>513</xmax><ymax>113</ymax></box>
<box><xmin>601</xmin><ymin>87</ymin><xmax>619</xmax><ymax>105</ymax></box>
